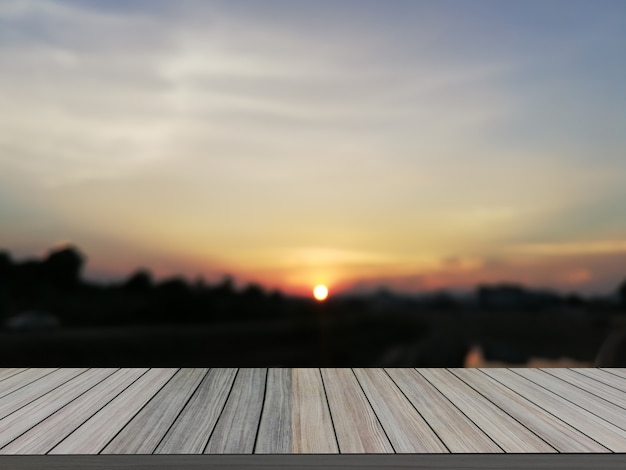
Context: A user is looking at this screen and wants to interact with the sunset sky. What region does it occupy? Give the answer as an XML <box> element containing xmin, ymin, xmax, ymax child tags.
<box><xmin>1</xmin><ymin>0</ymin><xmax>625</xmax><ymax>297</ymax></box>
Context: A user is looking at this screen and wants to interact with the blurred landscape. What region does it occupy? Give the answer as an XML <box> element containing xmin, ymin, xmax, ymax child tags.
<box><xmin>2</xmin><ymin>2</ymin><xmax>626</xmax><ymax>371</ymax></box>
<box><xmin>1</xmin><ymin>245</ymin><xmax>625</xmax><ymax>367</ymax></box>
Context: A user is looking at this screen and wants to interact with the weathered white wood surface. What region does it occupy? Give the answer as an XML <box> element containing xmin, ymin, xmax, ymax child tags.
<box><xmin>0</xmin><ymin>368</ymin><xmax>623</xmax><ymax>454</ymax></box>
<box><xmin>292</xmin><ymin>368</ymin><xmax>338</xmax><ymax>453</ymax></box>
<box><xmin>513</xmin><ymin>368</ymin><xmax>626</xmax><ymax>431</ymax></box>
<box><xmin>255</xmin><ymin>368</ymin><xmax>292</xmax><ymax>454</ymax></box>
<box><xmin>480</xmin><ymin>368</ymin><xmax>626</xmax><ymax>452</ymax></box>
<box><xmin>155</xmin><ymin>368</ymin><xmax>238</xmax><ymax>454</ymax></box>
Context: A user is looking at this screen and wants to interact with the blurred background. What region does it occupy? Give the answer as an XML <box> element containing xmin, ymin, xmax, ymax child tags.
<box><xmin>1</xmin><ymin>0</ymin><xmax>625</xmax><ymax>366</ymax></box>
<box><xmin>0</xmin><ymin>245</ymin><xmax>625</xmax><ymax>367</ymax></box>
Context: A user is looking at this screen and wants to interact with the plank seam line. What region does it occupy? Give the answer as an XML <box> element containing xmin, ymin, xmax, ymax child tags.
<box><xmin>509</xmin><ymin>368</ymin><xmax>626</xmax><ymax>434</ymax></box>
<box><xmin>252</xmin><ymin>368</ymin><xmax>269</xmax><ymax>454</ymax></box>
<box><xmin>0</xmin><ymin>368</ymin><xmax>60</xmax><ymax>401</ymax></box>
<box><xmin>446</xmin><ymin>368</ymin><xmax>558</xmax><ymax>453</ymax></box>
<box><xmin>599</xmin><ymin>369</ymin><xmax>626</xmax><ymax>381</ymax></box>
<box><xmin>382</xmin><ymin>369</ymin><xmax>451</xmax><ymax>453</ymax></box>
<box><xmin>202</xmin><ymin>368</ymin><xmax>240</xmax><ymax>454</ymax></box>
<box><xmin>410</xmin><ymin>368</ymin><xmax>502</xmax><ymax>453</ymax></box>
<box><xmin>46</xmin><ymin>368</ymin><xmax>151</xmax><ymax>455</ymax></box>
<box><xmin>319</xmin><ymin>369</ymin><xmax>341</xmax><ymax>454</ymax></box>
<box><xmin>540</xmin><ymin>369</ymin><xmax>626</xmax><ymax>412</ymax></box>
<box><xmin>0</xmin><ymin>369</ymin><xmax>28</xmax><ymax>385</ymax></box>
<box><xmin>476</xmin><ymin>369</ymin><xmax>612</xmax><ymax>453</ymax></box>
<box><xmin>98</xmin><ymin>368</ymin><xmax>181</xmax><ymax>454</ymax></box>
<box><xmin>0</xmin><ymin>368</ymin><xmax>120</xmax><ymax>452</ymax></box>
<box><xmin>152</xmin><ymin>368</ymin><xmax>211</xmax><ymax>454</ymax></box>
<box><xmin>0</xmin><ymin>368</ymin><xmax>89</xmax><ymax>422</ymax></box>
<box><xmin>350</xmin><ymin>368</ymin><xmax>395</xmax><ymax>453</ymax></box>
<box><xmin>570</xmin><ymin>369</ymin><xmax>626</xmax><ymax>394</ymax></box>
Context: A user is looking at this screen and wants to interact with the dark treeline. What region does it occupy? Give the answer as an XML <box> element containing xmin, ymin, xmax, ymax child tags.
<box><xmin>1</xmin><ymin>245</ymin><xmax>625</xmax><ymax>329</ymax></box>
<box><xmin>0</xmin><ymin>246</ymin><xmax>304</xmax><ymax>327</ymax></box>
<box><xmin>1</xmin><ymin>245</ymin><xmax>625</xmax><ymax>367</ymax></box>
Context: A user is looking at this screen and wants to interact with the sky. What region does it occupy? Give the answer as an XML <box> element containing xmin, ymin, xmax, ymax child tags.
<box><xmin>1</xmin><ymin>0</ymin><xmax>625</xmax><ymax>297</ymax></box>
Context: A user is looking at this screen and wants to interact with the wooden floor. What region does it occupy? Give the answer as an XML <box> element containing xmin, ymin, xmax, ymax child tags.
<box><xmin>0</xmin><ymin>368</ymin><xmax>625</xmax><ymax>454</ymax></box>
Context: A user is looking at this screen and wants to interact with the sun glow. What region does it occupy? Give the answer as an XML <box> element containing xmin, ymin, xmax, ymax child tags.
<box><xmin>313</xmin><ymin>284</ymin><xmax>328</xmax><ymax>301</ymax></box>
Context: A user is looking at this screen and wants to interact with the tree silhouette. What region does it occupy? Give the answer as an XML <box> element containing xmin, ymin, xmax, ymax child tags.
<box><xmin>0</xmin><ymin>251</ymin><xmax>12</xmax><ymax>284</ymax></box>
<box><xmin>122</xmin><ymin>269</ymin><xmax>153</xmax><ymax>294</ymax></box>
<box><xmin>42</xmin><ymin>246</ymin><xmax>84</xmax><ymax>289</ymax></box>
<box><xmin>619</xmin><ymin>278</ymin><xmax>626</xmax><ymax>308</ymax></box>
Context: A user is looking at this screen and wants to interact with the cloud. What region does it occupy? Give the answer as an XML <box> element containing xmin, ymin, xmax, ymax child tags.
<box><xmin>513</xmin><ymin>240</ymin><xmax>626</xmax><ymax>257</ymax></box>
<box><xmin>1</xmin><ymin>0</ymin><xmax>625</xmax><ymax>296</ymax></box>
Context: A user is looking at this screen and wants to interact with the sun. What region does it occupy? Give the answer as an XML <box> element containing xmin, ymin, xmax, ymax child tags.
<box><xmin>313</xmin><ymin>284</ymin><xmax>328</xmax><ymax>301</ymax></box>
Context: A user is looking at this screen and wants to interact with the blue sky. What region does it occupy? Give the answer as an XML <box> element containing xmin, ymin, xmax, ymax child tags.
<box><xmin>1</xmin><ymin>0</ymin><xmax>625</xmax><ymax>296</ymax></box>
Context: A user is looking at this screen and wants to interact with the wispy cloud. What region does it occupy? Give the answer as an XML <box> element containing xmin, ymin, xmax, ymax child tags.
<box><xmin>1</xmin><ymin>0</ymin><xmax>625</xmax><ymax>294</ymax></box>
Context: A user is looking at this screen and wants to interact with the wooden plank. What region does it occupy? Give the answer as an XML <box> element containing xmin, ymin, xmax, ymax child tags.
<box><xmin>0</xmin><ymin>369</ymin><xmax>149</xmax><ymax>454</ymax></box>
<box><xmin>255</xmin><ymin>369</ymin><xmax>291</xmax><ymax>454</ymax></box>
<box><xmin>292</xmin><ymin>368</ymin><xmax>338</xmax><ymax>454</ymax></box>
<box><xmin>601</xmin><ymin>368</ymin><xmax>626</xmax><ymax>379</ymax></box>
<box><xmin>0</xmin><ymin>369</ymin><xmax>58</xmax><ymax>399</ymax></box>
<box><xmin>543</xmin><ymin>368</ymin><xmax>626</xmax><ymax>409</ymax></box>
<box><xmin>481</xmin><ymin>368</ymin><xmax>626</xmax><ymax>452</ymax></box>
<box><xmin>204</xmin><ymin>368</ymin><xmax>267</xmax><ymax>454</ymax></box>
<box><xmin>0</xmin><ymin>369</ymin><xmax>28</xmax><ymax>383</ymax></box>
<box><xmin>0</xmin><ymin>369</ymin><xmax>117</xmax><ymax>450</ymax></box>
<box><xmin>49</xmin><ymin>369</ymin><xmax>177</xmax><ymax>454</ymax></box>
<box><xmin>417</xmin><ymin>369</ymin><xmax>556</xmax><ymax>452</ymax></box>
<box><xmin>353</xmin><ymin>368</ymin><xmax>448</xmax><ymax>453</ymax></box>
<box><xmin>155</xmin><ymin>368</ymin><xmax>237</xmax><ymax>454</ymax></box>
<box><xmin>0</xmin><ymin>369</ymin><xmax>86</xmax><ymax>420</ymax></box>
<box><xmin>452</xmin><ymin>369</ymin><xmax>609</xmax><ymax>452</ymax></box>
<box><xmin>512</xmin><ymin>369</ymin><xmax>626</xmax><ymax>431</ymax></box>
<box><xmin>572</xmin><ymin>368</ymin><xmax>626</xmax><ymax>393</ymax></box>
<box><xmin>101</xmin><ymin>368</ymin><xmax>208</xmax><ymax>454</ymax></box>
<box><xmin>321</xmin><ymin>368</ymin><xmax>393</xmax><ymax>454</ymax></box>
<box><xmin>385</xmin><ymin>368</ymin><xmax>502</xmax><ymax>453</ymax></box>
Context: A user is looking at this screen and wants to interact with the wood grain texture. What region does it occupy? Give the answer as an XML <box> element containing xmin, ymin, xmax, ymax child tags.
<box><xmin>204</xmin><ymin>368</ymin><xmax>267</xmax><ymax>454</ymax></box>
<box><xmin>451</xmin><ymin>369</ymin><xmax>608</xmax><ymax>452</ymax></box>
<box><xmin>512</xmin><ymin>368</ymin><xmax>626</xmax><ymax>431</ymax></box>
<box><xmin>292</xmin><ymin>368</ymin><xmax>338</xmax><ymax>454</ymax></box>
<box><xmin>0</xmin><ymin>369</ymin><xmax>28</xmax><ymax>383</ymax></box>
<box><xmin>0</xmin><ymin>369</ymin><xmax>86</xmax><ymax>420</ymax></box>
<box><xmin>354</xmin><ymin>368</ymin><xmax>448</xmax><ymax>453</ymax></box>
<box><xmin>0</xmin><ymin>368</ymin><xmax>625</xmax><ymax>456</ymax></box>
<box><xmin>0</xmin><ymin>369</ymin><xmax>117</xmax><ymax>450</ymax></box>
<box><xmin>543</xmin><ymin>368</ymin><xmax>626</xmax><ymax>409</ymax></box>
<box><xmin>0</xmin><ymin>369</ymin><xmax>58</xmax><ymax>399</ymax></box>
<box><xmin>321</xmin><ymin>368</ymin><xmax>393</xmax><ymax>454</ymax></box>
<box><xmin>101</xmin><ymin>368</ymin><xmax>208</xmax><ymax>454</ymax></box>
<box><xmin>385</xmin><ymin>368</ymin><xmax>502</xmax><ymax>453</ymax></box>
<box><xmin>255</xmin><ymin>368</ymin><xmax>291</xmax><ymax>454</ymax></box>
<box><xmin>571</xmin><ymin>368</ymin><xmax>626</xmax><ymax>393</ymax></box>
<box><xmin>601</xmin><ymin>368</ymin><xmax>626</xmax><ymax>379</ymax></box>
<box><xmin>0</xmin><ymin>369</ymin><xmax>149</xmax><ymax>454</ymax></box>
<box><xmin>155</xmin><ymin>368</ymin><xmax>237</xmax><ymax>454</ymax></box>
<box><xmin>418</xmin><ymin>369</ymin><xmax>556</xmax><ymax>452</ymax></box>
<box><xmin>481</xmin><ymin>368</ymin><xmax>626</xmax><ymax>452</ymax></box>
<box><xmin>49</xmin><ymin>369</ymin><xmax>177</xmax><ymax>454</ymax></box>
